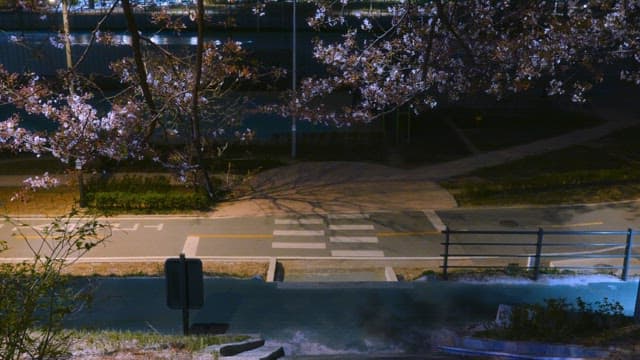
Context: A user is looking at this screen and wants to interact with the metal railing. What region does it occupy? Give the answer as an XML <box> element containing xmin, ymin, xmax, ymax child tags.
<box><xmin>441</xmin><ymin>227</ymin><xmax>637</xmax><ymax>281</ymax></box>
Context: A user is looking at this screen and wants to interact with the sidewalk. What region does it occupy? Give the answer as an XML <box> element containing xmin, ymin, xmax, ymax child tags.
<box><xmin>212</xmin><ymin>106</ymin><xmax>639</xmax><ymax>217</ymax></box>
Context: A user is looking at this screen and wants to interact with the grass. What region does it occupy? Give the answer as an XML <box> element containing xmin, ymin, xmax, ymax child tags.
<box><xmin>442</xmin><ymin>125</ymin><xmax>640</xmax><ymax>206</ymax></box>
<box><xmin>0</xmin><ymin>185</ymin><xmax>78</xmax><ymax>216</ymax></box>
<box><xmin>62</xmin><ymin>261</ymin><xmax>269</xmax><ymax>278</ymax></box>
<box><xmin>449</xmin><ymin>106</ymin><xmax>602</xmax><ymax>151</ymax></box>
<box><xmin>67</xmin><ymin>329</ymin><xmax>249</xmax><ymax>357</ymax></box>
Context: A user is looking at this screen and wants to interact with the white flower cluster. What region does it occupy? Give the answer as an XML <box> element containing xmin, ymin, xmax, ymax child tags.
<box><xmin>293</xmin><ymin>0</ymin><xmax>640</xmax><ymax>124</ymax></box>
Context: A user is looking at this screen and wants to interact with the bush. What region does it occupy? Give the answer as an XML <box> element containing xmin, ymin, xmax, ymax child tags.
<box><xmin>85</xmin><ymin>175</ymin><xmax>212</xmax><ymax>212</ymax></box>
<box><xmin>86</xmin><ymin>175</ymin><xmax>174</xmax><ymax>193</ymax></box>
<box><xmin>486</xmin><ymin>297</ymin><xmax>632</xmax><ymax>343</ymax></box>
<box><xmin>0</xmin><ymin>210</ymin><xmax>109</xmax><ymax>359</ymax></box>
<box><xmin>88</xmin><ymin>191</ymin><xmax>210</xmax><ymax>211</ymax></box>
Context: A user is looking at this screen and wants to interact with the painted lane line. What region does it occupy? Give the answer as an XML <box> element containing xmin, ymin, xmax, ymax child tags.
<box><xmin>330</xmin><ymin>236</ymin><xmax>378</xmax><ymax>243</ymax></box>
<box><xmin>328</xmin><ymin>214</ymin><xmax>370</xmax><ymax>219</ymax></box>
<box><xmin>329</xmin><ymin>224</ymin><xmax>374</xmax><ymax>231</ymax></box>
<box><xmin>275</xmin><ymin>219</ymin><xmax>324</xmax><ymax>225</ymax></box>
<box><xmin>272</xmin><ymin>242</ymin><xmax>326</xmax><ymax>249</ymax></box>
<box><xmin>182</xmin><ymin>236</ymin><xmax>200</xmax><ymax>257</ymax></box>
<box><xmin>376</xmin><ymin>231</ymin><xmax>440</xmax><ymax>237</ymax></box>
<box><xmin>424</xmin><ymin>209</ymin><xmax>447</xmax><ymax>232</ymax></box>
<box><xmin>546</xmin><ymin>221</ymin><xmax>604</xmax><ymax>228</ymax></box>
<box><xmin>331</xmin><ymin>250</ymin><xmax>385</xmax><ymax>257</ymax></box>
<box><xmin>273</xmin><ymin>230</ymin><xmax>325</xmax><ymax>236</ymax></box>
<box><xmin>143</xmin><ymin>224</ymin><xmax>164</xmax><ymax>231</ymax></box>
<box><xmin>194</xmin><ymin>233</ymin><xmax>273</xmax><ymax>239</ymax></box>
<box><xmin>0</xmin><ymin>224</ymin><xmax>3</xmax><ymax>229</ymax></box>
<box><xmin>112</xmin><ymin>223</ymin><xmax>139</xmax><ymax>231</ymax></box>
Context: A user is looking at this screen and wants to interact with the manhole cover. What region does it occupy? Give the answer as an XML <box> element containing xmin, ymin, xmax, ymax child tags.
<box><xmin>499</xmin><ymin>219</ymin><xmax>519</xmax><ymax>227</ymax></box>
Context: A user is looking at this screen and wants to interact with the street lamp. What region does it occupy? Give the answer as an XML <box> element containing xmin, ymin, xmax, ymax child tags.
<box><xmin>291</xmin><ymin>0</ymin><xmax>297</xmax><ymax>159</ymax></box>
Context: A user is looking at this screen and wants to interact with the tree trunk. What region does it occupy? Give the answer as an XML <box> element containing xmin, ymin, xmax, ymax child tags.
<box><xmin>190</xmin><ymin>0</ymin><xmax>215</xmax><ymax>200</ymax></box>
<box><xmin>121</xmin><ymin>0</ymin><xmax>159</xmax><ymax>140</ymax></box>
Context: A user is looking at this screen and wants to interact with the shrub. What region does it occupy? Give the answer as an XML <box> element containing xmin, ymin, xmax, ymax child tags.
<box><xmin>88</xmin><ymin>191</ymin><xmax>210</xmax><ymax>211</ymax></box>
<box><xmin>0</xmin><ymin>210</ymin><xmax>109</xmax><ymax>359</ymax></box>
<box><xmin>486</xmin><ymin>297</ymin><xmax>632</xmax><ymax>343</ymax></box>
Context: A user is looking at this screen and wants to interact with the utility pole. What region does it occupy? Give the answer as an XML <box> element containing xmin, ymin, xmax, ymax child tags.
<box><xmin>61</xmin><ymin>0</ymin><xmax>86</xmax><ymax>207</ymax></box>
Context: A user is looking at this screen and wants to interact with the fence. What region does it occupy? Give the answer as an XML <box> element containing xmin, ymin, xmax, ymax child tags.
<box><xmin>441</xmin><ymin>227</ymin><xmax>637</xmax><ymax>281</ymax></box>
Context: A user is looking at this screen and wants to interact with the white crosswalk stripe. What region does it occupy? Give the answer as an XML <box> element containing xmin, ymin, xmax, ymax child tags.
<box><xmin>272</xmin><ymin>213</ymin><xmax>384</xmax><ymax>256</ymax></box>
<box><xmin>329</xmin><ymin>224</ymin><xmax>375</xmax><ymax>231</ymax></box>
<box><xmin>272</xmin><ymin>242</ymin><xmax>326</xmax><ymax>249</ymax></box>
<box><xmin>330</xmin><ymin>236</ymin><xmax>378</xmax><ymax>243</ymax></box>
<box><xmin>331</xmin><ymin>250</ymin><xmax>384</xmax><ymax>257</ymax></box>
<box><xmin>273</xmin><ymin>230</ymin><xmax>325</xmax><ymax>236</ymax></box>
<box><xmin>275</xmin><ymin>218</ymin><xmax>324</xmax><ymax>225</ymax></box>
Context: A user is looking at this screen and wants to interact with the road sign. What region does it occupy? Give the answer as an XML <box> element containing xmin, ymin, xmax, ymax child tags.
<box><xmin>165</xmin><ymin>255</ymin><xmax>204</xmax><ymax>310</ymax></box>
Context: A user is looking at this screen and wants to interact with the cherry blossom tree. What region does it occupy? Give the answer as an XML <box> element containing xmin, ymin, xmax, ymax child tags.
<box><xmin>0</xmin><ymin>65</ymin><xmax>148</xmax><ymax>186</ymax></box>
<box><xmin>117</xmin><ymin>0</ymin><xmax>279</xmax><ymax>198</ymax></box>
<box><xmin>295</xmin><ymin>0</ymin><xmax>640</xmax><ymax>125</ymax></box>
<box><xmin>1</xmin><ymin>0</ymin><xmax>279</xmax><ymax>202</ymax></box>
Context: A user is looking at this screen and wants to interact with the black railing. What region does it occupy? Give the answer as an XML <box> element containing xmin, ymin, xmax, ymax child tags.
<box><xmin>441</xmin><ymin>227</ymin><xmax>636</xmax><ymax>281</ymax></box>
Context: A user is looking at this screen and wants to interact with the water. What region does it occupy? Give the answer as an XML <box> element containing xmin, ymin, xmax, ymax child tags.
<box><xmin>66</xmin><ymin>276</ymin><xmax>638</xmax><ymax>357</ymax></box>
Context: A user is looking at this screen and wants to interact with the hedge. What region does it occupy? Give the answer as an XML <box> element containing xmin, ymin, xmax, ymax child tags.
<box><xmin>87</xmin><ymin>191</ymin><xmax>210</xmax><ymax>211</ymax></box>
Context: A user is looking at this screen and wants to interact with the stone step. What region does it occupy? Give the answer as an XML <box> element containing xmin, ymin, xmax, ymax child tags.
<box><xmin>221</xmin><ymin>343</ymin><xmax>285</xmax><ymax>360</ymax></box>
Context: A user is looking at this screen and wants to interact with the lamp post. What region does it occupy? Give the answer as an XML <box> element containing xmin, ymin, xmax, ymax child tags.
<box><xmin>291</xmin><ymin>0</ymin><xmax>297</xmax><ymax>159</ymax></box>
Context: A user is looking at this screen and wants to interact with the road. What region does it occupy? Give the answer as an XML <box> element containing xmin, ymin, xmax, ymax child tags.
<box><xmin>2</xmin><ymin>201</ymin><xmax>640</xmax><ymax>267</ymax></box>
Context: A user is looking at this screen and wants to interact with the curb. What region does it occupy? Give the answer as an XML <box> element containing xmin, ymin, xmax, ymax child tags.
<box><xmin>439</xmin><ymin>336</ymin><xmax>611</xmax><ymax>360</ymax></box>
<box><xmin>204</xmin><ymin>335</ymin><xmax>264</xmax><ymax>356</ymax></box>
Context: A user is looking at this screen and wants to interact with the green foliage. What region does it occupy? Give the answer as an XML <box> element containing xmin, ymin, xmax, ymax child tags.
<box><xmin>442</xmin><ymin>125</ymin><xmax>640</xmax><ymax>206</ymax></box>
<box><xmin>88</xmin><ymin>191</ymin><xmax>210</xmax><ymax>212</ymax></box>
<box><xmin>486</xmin><ymin>297</ymin><xmax>632</xmax><ymax>343</ymax></box>
<box><xmin>85</xmin><ymin>175</ymin><xmax>211</xmax><ymax>212</ymax></box>
<box><xmin>86</xmin><ymin>175</ymin><xmax>174</xmax><ymax>193</ymax></box>
<box><xmin>0</xmin><ymin>210</ymin><xmax>110</xmax><ymax>359</ymax></box>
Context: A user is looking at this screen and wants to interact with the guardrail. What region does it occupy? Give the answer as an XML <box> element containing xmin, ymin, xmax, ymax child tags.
<box><xmin>441</xmin><ymin>227</ymin><xmax>637</xmax><ymax>281</ymax></box>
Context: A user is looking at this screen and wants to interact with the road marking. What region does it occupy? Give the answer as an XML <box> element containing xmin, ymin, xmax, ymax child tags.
<box><xmin>331</xmin><ymin>250</ymin><xmax>384</xmax><ymax>257</ymax></box>
<box><xmin>143</xmin><ymin>224</ymin><xmax>164</xmax><ymax>231</ymax></box>
<box><xmin>273</xmin><ymin>230</ymin><xmax>325</xmax><ymax>236</ymax></box>
<box><xmin>376</xmin><ymin>231</ymin><xmax>440</xmax><ymax>237</ymax></box>
<box><xmin>12</xmin><ymin>224</ymin><xmax>50</xmax><ymax>232</ymax></box>
<box><xmin>546</xmin><ymin>221</ymin><xmax>604</xmax><ymax>228</ymax></box>
<box><xmin>275</xmin><ymin>219</ymin><xmax>324</xmax><ymax>225</ymax></box>
<box><xmin>272</xmin><ymin>242</ymin><xmax>326</xmax><ymax>249</ymax></box>
<box><xmin>424</xmin><ymin>210</ymin><xmax>447</xmax><ymax>232</ymax></box>
<box><xmin>328</xmin><ymin>214</ymin><xmax>370</xmax><ymax>219</ymax></box>
<box><xmin>330</xmin><ymin>236</ymin><xmax>378</xmax><ymax>243</ymax></box>
<box><xmin>0</xmin><ymin>224</ymin><xmax>3</xmax><ymax>229</ymax></box>
<box><xmin>329</xmin><ymin>225</ymin><xmax>374</xmax><ymax>231</ymax></box>
<box><xmin>112</xmin><ymin>223</ymin><xmax>139</xmax><ymax>231</ymax></box>
<box><xmin>182</xmin><ymin>236</ymin><xmax>199</xmax><ymax>257</ymax></box>
<box><xmin>385</xmin><ymin>266</ymin><xmax>398</xmax><ymax>281</ymax></box>
<box><xmin>194</xmin><ymin>233</ymin><xmax>273</xmax><ymax>239</ymax></box>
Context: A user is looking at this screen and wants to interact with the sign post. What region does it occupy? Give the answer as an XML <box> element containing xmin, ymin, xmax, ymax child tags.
<box><xmin>165</xmin><ymin>254</ymin><xmax>204</xmax><ymax>335</ymax></box>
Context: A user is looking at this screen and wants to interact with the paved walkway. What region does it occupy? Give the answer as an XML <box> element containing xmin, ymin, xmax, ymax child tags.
<box><xmin>212</xmin><ymin>105</ymin><xmax>639</xmax><ymax>217</ymax></box>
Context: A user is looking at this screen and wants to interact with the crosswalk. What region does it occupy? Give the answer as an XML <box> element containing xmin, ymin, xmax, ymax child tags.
<box><xmin>272</xmin><ymin>213</ymin><xmax>384</xmax><ymax>257</ymax></box>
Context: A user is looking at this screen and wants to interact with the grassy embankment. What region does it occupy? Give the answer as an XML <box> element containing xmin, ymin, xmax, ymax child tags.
<box><xmin>442</xmin><ymin>123</ymin><xmax>640</xmax><ymax>206</ymax></box>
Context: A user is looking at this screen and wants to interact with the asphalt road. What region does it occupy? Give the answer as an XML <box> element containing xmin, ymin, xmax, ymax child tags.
<box><xmin>65</xmin><ymin>277</ymin><xmax>639</xmax><ymax>356</ymax></box>
<box><xmin>2</xmin><ymin>202</ymin><xmax>640</xmax><ymax>267</ymax></box>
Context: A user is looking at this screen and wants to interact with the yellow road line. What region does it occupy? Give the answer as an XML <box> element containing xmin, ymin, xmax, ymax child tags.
<box><xmin>376</xmin><ymin>231</ymin><xmax>441</xmax><ymax>237</ymax></box>
<box><xmin>546</xmin><ymin>221</ymin><xmax>604</xmax><ymax>228</ymax></box>
<box><xmin>192</xmin><ymin>234</ymin><xmax>274</xmax><ymax>239</ymax></box>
